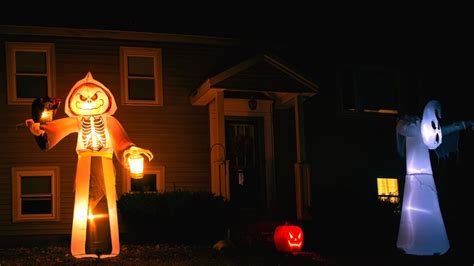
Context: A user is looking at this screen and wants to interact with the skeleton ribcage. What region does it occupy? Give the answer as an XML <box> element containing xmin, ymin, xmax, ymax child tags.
<box><xmin>81</xmin><ymin>116</ymin><xmax>107</xmax><ymax>151</ymax></box>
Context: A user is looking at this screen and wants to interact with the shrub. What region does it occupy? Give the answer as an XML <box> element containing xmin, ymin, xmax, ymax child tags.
<box><xmin>117</xmin><ymin>191</ymin><xmax>234</xmax><ymax>244</ymax></box>
<box><xmin>309</xmin><ymin>188</ymin><xmax>401</xmax><ymax>252</ymax></box>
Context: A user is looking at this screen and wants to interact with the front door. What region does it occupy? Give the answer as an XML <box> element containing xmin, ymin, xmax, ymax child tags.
<box><xmin>225</xmin><ymin>117</ymin><xmax>265</xmax><ymax>211</ymax></box>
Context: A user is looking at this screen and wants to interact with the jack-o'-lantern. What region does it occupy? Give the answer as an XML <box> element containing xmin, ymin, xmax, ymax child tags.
<box><xmin>273</xmin><ymin>224</ymin><xmax>304</xmax><ymax>253</ymax></box>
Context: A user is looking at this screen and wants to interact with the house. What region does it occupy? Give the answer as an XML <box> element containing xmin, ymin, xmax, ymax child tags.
<box><xmin>0</xmin><ymin>25</ymin><xmax>318</xmax><ymax>243</ymax></box>
<box><xmin>2</xmin><ymin>24</ymin><xmax>470</xmax><ymax>256</ymax></box>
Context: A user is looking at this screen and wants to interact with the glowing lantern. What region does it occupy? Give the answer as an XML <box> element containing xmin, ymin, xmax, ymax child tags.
<box><xmin>40</xmin><ymin>109</ymin><xmax>54</xmax><ymax>123</ymax></box>
<box><xmin>124</xmin><ymin>146</ymin><xmax>153</xmax><ymax>179</ymax></box>
<box><xmin>128</xmin><ymin>155</ymin><xmax>144</xmax><ymax>179</ymax></box>
<box><xmin>31</xmin><ymin>97</ymin><xmax>61</xmax><ymax>124</ymax></box>
<box><xmin>273</xmin><ymin>224</ymin><xmax>304</xmax><ymax>253</ymax></box>
<box><xmin>25</xmin><ymin>72</ymin><xmax>153</xmax><ymax>259</ymax></box>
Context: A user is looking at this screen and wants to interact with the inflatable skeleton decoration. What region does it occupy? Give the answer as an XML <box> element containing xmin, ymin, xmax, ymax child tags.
<box><xmin>26</xmin><ymin>72</ymin><xmax>153</xmax><ymax>258</ymax></box>
<box><xmin>396</xmin><ymin>100</ymin><xmax>471</xmax><ymax>255</ymax></box>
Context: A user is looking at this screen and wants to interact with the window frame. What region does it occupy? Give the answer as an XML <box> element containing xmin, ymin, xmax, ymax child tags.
<box><xmin>5</xmin><ymin>42</ymin><xmax>56</xmax><ymax>105</ymax></box>
<box><xmin>11</xmin><ymin>166</ymin><xmax>60</xmax><ymax>222</ymax></box>
<box><xmin>120</xmin><ymin>47</ymin><xmax>163</xmax><ymax>106</ymax></box>
<box><xmin>123</xmin><ymin>166</ymin><xmax>165</xmax><ymax>193</ymax></box>
<box><xmin>337</xmin><ymin>65</ymin><xmax>400</xmax><ymax>116</ymax></box>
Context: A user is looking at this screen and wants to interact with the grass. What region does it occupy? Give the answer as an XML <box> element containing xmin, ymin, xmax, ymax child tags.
<box><xmin>0</xmin><ymin>243</ymin><xmax>465</xmax><ymax>266</ymax></box>
<box><xmin>0</xmin><ymin>244</ymin><xmax>331</xmax><ymax>265</ymax></box>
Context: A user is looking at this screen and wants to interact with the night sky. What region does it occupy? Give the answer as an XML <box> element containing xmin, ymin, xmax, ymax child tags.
<box><xmin>2</xmin><ymin>12</ymin><xmax>468</xmax><ymax>67</ymax></box>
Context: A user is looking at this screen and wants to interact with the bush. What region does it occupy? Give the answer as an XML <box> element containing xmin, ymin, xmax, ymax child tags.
<box><xmin>309</xmin><ymin>188</ymin><xmax>401</xmax><ymax>252</ymax></box>
<box><xmin>117</xmin><ymin>191</ymin><xmax>234</xmax><ymax>244</ymax></box>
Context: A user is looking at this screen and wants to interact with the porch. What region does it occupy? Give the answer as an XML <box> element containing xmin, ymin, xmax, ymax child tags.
<box><xmin>190</xmin><ymin>53</ymin><xmax>318</xmax><ymax>220</ymax></box>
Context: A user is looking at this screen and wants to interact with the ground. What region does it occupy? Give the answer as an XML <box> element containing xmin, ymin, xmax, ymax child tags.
<box><xmin>0</xmin><ymin>244</ymin><xmax>329</xmax><ymax>265</ymax></box>
<box><xmin>0</xmin><ymin>244</ymin><xmax>463</xmax><ymax>265</ymax></box>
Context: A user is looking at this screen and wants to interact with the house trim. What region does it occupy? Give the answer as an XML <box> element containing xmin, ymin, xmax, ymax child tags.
<box><xmin>224</xmin><ymin>98</ymin><xmax>276</xmax><ymax>211</ymax></box>
<box><xmin>209</xmin><ymin>54</ymin><xmax>318</xmax><ymax>93</ymax></box>
<box><xmin>120</xmin><ymin>47</ymin><xmax>163</xmax><ymax>106</ymax></box>
<box><xmin>208</xmin><ymin>93</ymin><xmax>276</xmax><ymax>209</ymax></box>
<box><xmin>0</xmin><ymin>25</ymin><xmax>238</xmax><ymax>46</ymax></box>
<box><xmin>190</xmin><ymin>53</ymin><xmax>318</xmax><ymax>108</ymax></box>
<box><xmin>11</xmin><ymin>166</ymin><xmax>60</xmax><ymax>223</ymax></box>
<box><xmin>5</xmin><ymin>42</ymin><xmax>56</xmax><ymax>105</ymax></box>
<box><xmin>122</xmin><ymin>166</ymin><xmax>166</xmax><ymax>193</ymax></box>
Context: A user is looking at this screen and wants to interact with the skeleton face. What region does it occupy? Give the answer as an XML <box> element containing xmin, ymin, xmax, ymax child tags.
<box><xmin>421</xmin><ymin>100</ymin><xmax>442</xmax><ymax>149</ymax></box>
<box><xmin>68</xmin><ymin>84</ymin><xmax>111</xmax><ymax>116</ymax></box>
<box><xmin>65</xmin><ymin>72</ymin><xmax>117</xmax><ymax>117</ymax></box>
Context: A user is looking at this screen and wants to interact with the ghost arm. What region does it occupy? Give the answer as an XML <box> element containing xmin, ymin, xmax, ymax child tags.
<box><xmin>434</xmin><ymin>121</ymin><xmax>474</xmax><ymax>159</ymax></box>
<box><xmin>396</xmin><ymin>117</ymin><xmax>420</xmax><ymax>137</ymax></box>
<box><xmin>442</xmin><ymin>121</ymin><xmax>473</xmax><ymax>136</ymax></box>
<box><xmin>26</xmin><ymin>117</ymin><xmax>78</xmax><ymax>151</ymax></box>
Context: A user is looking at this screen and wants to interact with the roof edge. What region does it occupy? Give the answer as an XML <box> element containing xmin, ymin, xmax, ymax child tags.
<box><xmin>0</xmin><ymin>25</ymin><xmax>239</xmax><ymax>46</ymax></box>
<box><xmin>207</xmin><ymin>53</ymin><xmax>319</xmax><ymax>94</ymax></box>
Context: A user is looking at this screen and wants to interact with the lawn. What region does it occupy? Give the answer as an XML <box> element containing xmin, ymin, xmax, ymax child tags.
<box><xmin>0</xmin><ymin>244</ymin><xmax>463</xmax><ymax>265</ymax></box>
<box><xmin>0</xmin><ymin>244</ymin><xmax>331</xmax><ymax>265</ymax></box>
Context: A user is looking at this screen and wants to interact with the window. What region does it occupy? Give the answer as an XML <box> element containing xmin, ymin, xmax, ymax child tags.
<box><xmin>11</xmin><ymin>166</ymin><xmax>60</xmax><ymax>222</ymax></box>
<box><xmin>5</xmin><ymin>42</ymin><xmax>55</xmax><ymax>105</ymax></box>
<box><xmin>338</xmin><ymin>65</ymin><xmax>399</xmax><ymax>115</ymax></box>
<box><xmin>124</xmin><ymin>166</ymin><xmax>165</xmax><ymax>193</ymax></box>
<box><xmin>377</xmin><ymin>178</ymin><xmax>399</xmax><ymax>203</ymax></box>
<box><xmin>120</xmin><ymin>47</ymin><xmax>163</xmax><ymax>106</ymax></box>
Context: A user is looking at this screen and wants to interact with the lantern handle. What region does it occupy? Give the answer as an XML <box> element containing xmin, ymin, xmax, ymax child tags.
<box><xmin>123</xmin><ymin>146</ymin><xmax>154</xmax><ymax>169</ymax></box>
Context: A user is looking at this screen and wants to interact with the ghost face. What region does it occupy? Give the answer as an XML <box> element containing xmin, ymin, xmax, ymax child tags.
<box><xmin>421</xmin><ymin>100</ymin><xmax>442</xmax><ymax>149</ymax></box>
<box><xmin>68</xmin><ymin>84</ymin><xmax>112</xmax><ymax>116</ymax></box>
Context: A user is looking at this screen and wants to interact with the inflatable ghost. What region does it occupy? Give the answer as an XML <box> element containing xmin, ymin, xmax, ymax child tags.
<box><xmin>396</xmin><ymin>100</ymin><xmax>471</xmax><ymax>255</ymax></box>
<box><xmin>26</xmin><ymin>72</ymin><xmax>152</xmax><ymax>259</ymax></box>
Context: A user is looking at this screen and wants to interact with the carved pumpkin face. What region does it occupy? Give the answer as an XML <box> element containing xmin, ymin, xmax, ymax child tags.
<box><xmin>274</xmin><ymin>224</ymin><xmax>304</xmax><ymax>253</ymax></box>
<box><xmin>421</xmin><ymin>100</ymin><xmax>442</xmax><ymax>150</ymax></box>
<box><xmin>65</xmin><ymin>72</ymin><xmax>117</xmax><ymax>117</ymax></box>
<box><xmin>288</xmin><ymin>231</ymin><xmax>303</xmax><ymax>248</ymax></box>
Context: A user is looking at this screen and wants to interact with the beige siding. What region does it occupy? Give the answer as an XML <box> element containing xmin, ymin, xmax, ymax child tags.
<box><xmin>0</xmin><ymin>36</ymin><xmax>226</xmax><ymax>236</ymax></box>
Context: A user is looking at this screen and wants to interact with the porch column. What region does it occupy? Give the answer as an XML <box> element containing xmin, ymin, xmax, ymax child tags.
<box><xmin>209</xmin><ymin>91</ymin><xmax>229</xmax><ymax>199</ymax></box>
<box><xmin>294</xmin><ymin>95</ymin><xmax>312</xmax><ymax>220</ymax></box>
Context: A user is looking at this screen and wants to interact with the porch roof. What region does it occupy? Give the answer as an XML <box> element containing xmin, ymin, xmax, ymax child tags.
<box><xmin>190</xmin><ymin>53</ymin><xmax>319</xmax><ymax>106</ymax></box>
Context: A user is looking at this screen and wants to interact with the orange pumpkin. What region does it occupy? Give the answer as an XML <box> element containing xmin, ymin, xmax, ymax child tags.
<box><xmin>273</xmin><ymin>224</ymin><xmax>304</xmax><ymax>252</ymax></box>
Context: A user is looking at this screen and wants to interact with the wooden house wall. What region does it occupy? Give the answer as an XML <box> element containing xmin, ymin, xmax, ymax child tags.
<box><xmin>0</xmin><ymin>34</ymin><xmax>230</xmax><ymax>236</ymax></box>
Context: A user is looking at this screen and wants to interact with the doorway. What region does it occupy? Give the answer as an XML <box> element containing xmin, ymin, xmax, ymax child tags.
<box><xmin>225</xmin><ymin>117</ymin><xmax>266</xmax><ymax>211</ymax></box>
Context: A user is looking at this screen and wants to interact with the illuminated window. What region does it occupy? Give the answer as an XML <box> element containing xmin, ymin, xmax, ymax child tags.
<box><xmin>337</xmin><ymin>65</ymin><xmax>399</xmax><ymax>115</ymax></box>
<box><xmin>11</xmin><ymin>166</ymin><xmax>60</xmax><ymax>222</ymax></box>
<box><xmin>377</xmin><ymin>178</ymin><xmax>399</xmax><ymax>203</ymax></box>
<box><xmin>5</xmin><ymin>42</ymin><xmax>55</xmax><ymax>105</ymax></box>
<box><xmin>124</xmin><ymin>166</ymin><xmax>165</xmax><ymax>193</ymax></box>
<box><xmin>120</xmin><ymin>47</ymin><xmax>163</xmax><ymax>106</ymax></box>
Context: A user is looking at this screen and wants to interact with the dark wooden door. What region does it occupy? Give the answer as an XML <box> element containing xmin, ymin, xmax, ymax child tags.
<box><xmin>225</xmin><ymin>117</ymin><xmax>265</xmax><ymax>211</ymax></box>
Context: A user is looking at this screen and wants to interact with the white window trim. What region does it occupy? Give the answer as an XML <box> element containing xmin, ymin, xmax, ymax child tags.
<box><xmin>5</xmin><ymin>42</ymin><xmax>56</xmax><ymax>105</ymax></box>
<box><xmin>11</xmin><ymin>166</ymin><xmax>60</xmax><ymax>222</ymax></box>
<box><xmin>123</xmin><ymin>166</ymin><xmax>165</xmax><ymax>193</ymax></box>
<box><xmin>120</xmin><ymin>47</ymin><xmax>163</xmax><ymax>106</ymax></box>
